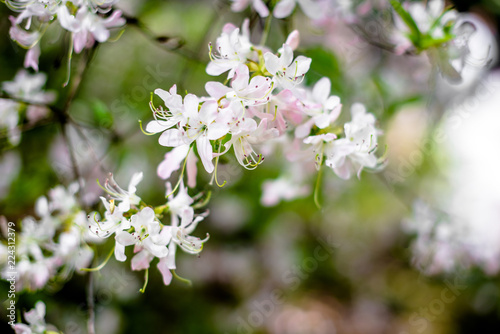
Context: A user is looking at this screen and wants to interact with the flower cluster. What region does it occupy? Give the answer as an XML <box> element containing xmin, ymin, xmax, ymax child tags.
<box><xmin>146</xmin><ymin>20</ymin><xmax>383</xmax><ymax>205</ymax></box>
<box><xmin>0</xmin><ymin>183</ymin><xmax>94</xmax><ymax>291</ymax></box>
<box><xmin>87</xmin><ymin>172</ymin><xmax>209</xmax><ymax>286</ymax></box>
<box><xmin>0</xmin><ymin>69</ymin><xmax>55</xmax><ymax>146</ymax></box>
<box><xmin>5</xmin><ymin>0</ymin><xmax>125</xmax><ymax>71</ymax></box>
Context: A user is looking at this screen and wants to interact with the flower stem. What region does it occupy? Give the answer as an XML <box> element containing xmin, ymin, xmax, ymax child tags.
<box><xmin>172</xmin><ymin>270</ymin><xmax>192</xmax><ymax>286</ymax></box>
<box><xmin>139</xmin><ymin>268</ymin><xmax>149</xmax><ymax>293</ymax></box>
<box><xmin>260</xmin><ymin>15</ymin><xmax>273</xmax><ymax>46</ymax></box>
<box><xmin>81</xmin><ymin>246</ymin><xmax>115</xmax><ymax>272</ymax></box>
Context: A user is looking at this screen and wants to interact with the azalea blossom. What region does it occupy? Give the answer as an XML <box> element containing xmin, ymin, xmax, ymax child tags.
<box><xmin>324</xmin><ymin>103</ymin><xmax>381</xmax><ymax>179</ymax></box>
<box><xmin>57</xmin><ymin>5</ymin><xmax>125</xmax><ymax>53</ymax></box>
<box><xmin>273</xmin><ymin>0</ymin><xmax>323</xmax><ymax>20</ymax></box>
<box><xmin>264</xmin><ymin>44</ymin><xmax>312</xmax><ymax>90</ymax></box>
<box><xmin>207</xmin><ymin>19</ymin><xmax>255</xmax><ymax>78</ymax></box>
<box><xmin>294</xmin><ymin>77</ymin><xmax>342</xmax><ymax>138</ymax></box>
<box><xmin>230</xmin><ymin>0</ymin><xmax>270</xmax><ymax>17</ymax></box>
<box><xmin>206</xmin><ymin>64</ymin><xmax>274</xmax><ymax>106</ymax></box>
<box><xmin>13</xmin><ymin>301</ymin><xmax>59</xmax><ymax>334</ymax></box>
<box><xmin>101</xmin><ymin>172</ymin><xmax>143</xmax><ymax>212</ymax></box>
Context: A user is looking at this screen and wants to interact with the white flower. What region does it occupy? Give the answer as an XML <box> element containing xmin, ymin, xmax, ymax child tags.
<box><xmin>324</xmin><ymin>103</ymin><xmax>380</xmax><ymax>179</ymax></box>
<box><xmin>158</xmin><ymin>96</ymin><xmax>229</xmax><ymax>173</ymax></box>
<box><xmin>230</xmin><ymin>0</ymin><xmax>270</xmax><ymax>17</ymax></box>
<box><xmin>114</xmin><ymin>207</ymin><xmax>170</xmax><ymax>262</ymax></box>
<box><xmin>88</xmin><ymin>196</ymin><xmax>130</xmax><ymax>238</ymax></box>
<box><xmin>58</xmin><ymin>6</ymin><xmax>125</xmax><ymax>53</ymax></box>
<box><xmin>13</xmin><ymin>301</ymin><xmax>49</xmax><ymax>334</ymax></box>
<box><xmin>261</xmin><ymin>176</ymin><xmax>310</xmax><ymax>206</ymax></box>
<box><xmin>206</xmin><ymin>64</ymin><xmax>274</xmax><ymax>106</ymax></box>
<box><xmin>167</xmin><ymin>208</ymin><xmax>209</xmax><ymax>255</ymax></box>
<box><xmin>2</xmin><ymin>70</ymin><xmax>56</xmax><ymax>104</ymax></box>
<box><xmin>207</xmin><ymin>19</ymin><xmax>254</xmax><ymax>78</ymax></box>
<box><xmin>224</xmin><ymin>118</ymin><xmax>279</xmax><ymax>170</ymax></box>
<box><xmin>295</xmin><ymin>77</ymin><xmax>342</xmax><ymax>138</ymax></box>
<box><xmin>273</xmin><ymin>0</ymin><xmax>323</xmax><ymax>20</ymax></box>
<box><xmin>264</xmin><ymin>44</ymin><xmax>312</xmax><ymax>90</ymax></box>
<box><xmin>102</xmin><ymin>172</ymin><xmax>143</xmax><ymax>212</ymax></box>
<box><xmin>146</xmin><ymin>84</ymin><xmax>186</xmax><ymax>135</ymax></box>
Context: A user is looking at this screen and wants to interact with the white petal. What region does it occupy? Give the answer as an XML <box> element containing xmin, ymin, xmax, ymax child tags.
<box><xmin>157</xmin><ymin>256</ymin><xmax>173</xmax><ymax>285</ymax></box>
<box><xmin>312</xmin><ymin>77</ymin><xmax>331</xmax><ymax>104</ymax></box>
<box><xmin>196</xmin><ymin>134</ymin><xmax>214</xmax><ymax>173</ymax></box>
<box><xmin>273</xmin><ymin>0</ymin><xmax>296</xmax><ymax>18</ymax></box>
<box><xmin>157</xmin><ymin>145</ymin><xmax>190</xmax><ymax>180</ymax></box>
<box><xmin>264</xmin><ymin>52</ymin><xmax>280</xmax><ymax>75</ymax></box>
<box><xmin>158</xmin><ymin>128</ymin><xmax>185</xmax><ymax>147</ymax></box>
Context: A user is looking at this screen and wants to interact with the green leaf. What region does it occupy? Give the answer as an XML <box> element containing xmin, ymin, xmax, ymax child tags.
<box><xmin>92</xmin><ymin>99</ymin><xmax>114</xmax><ymax>128</ymax></box>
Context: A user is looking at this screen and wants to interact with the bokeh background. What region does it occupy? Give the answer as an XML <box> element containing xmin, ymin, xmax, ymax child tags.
<box><xmin>2</xmin><ymin>0</ymin><xmax>500</xmax><ymax>333</ymax></box>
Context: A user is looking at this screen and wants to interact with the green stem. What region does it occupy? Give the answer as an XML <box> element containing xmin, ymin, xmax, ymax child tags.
<box><xmin>314</xmin><ymin>165</ymin><xmax>323</xmax><ymax>210</ymax></box>
<box><xmin>172</xmin><ymin>270</ymin><xmax>192</xmax><ymax>286</ymax></box>
<box><xmin>139</xmin><ymin>268</ymin><xmax>149</xmax><ymax>293</ymax></box>
<box><xmin>81</xmin><ymin>246</ymin><xmax>115</xmax><ymax>272</ymax></box>
<box><xmin>260</xmin><ymin>15</ymin><xmax>273</xmax><ymax>46</ymax></box>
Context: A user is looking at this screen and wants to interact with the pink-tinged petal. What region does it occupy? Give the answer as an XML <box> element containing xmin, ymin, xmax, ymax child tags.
<box><xmin>294</xmin><ymin>119</ymin><xmax>315</xmax><ymax>138</ymax></box>
<box><xmin>230</xmin><ymin>0</ymin><xmax>250</xmax><ymax>12</ymax></box>
<box><xmin>157</xmin><ymin>145</ymin><xmax>190</xmax><ymax>179</ymax></box>
<box><xmin>313</xmin><ymin>77</ymin><xmax>331</xmax><ymax>104</ymax></box>
<box><xmin>222</xmin><ymin>22</ymin><xmax>238</xmax><ymax>34</ymax></box>
<box><xmin>297</xmin><ymin>0</ymin><xmax>323</xmax><ymax>19</ymax></box>
<box><xmin>232</xmin><ymin>64</ymin><xmax>250</xmax><ymax>92</ymax></box>
<box><xmin>131</xmin><ymin>250</ymin><xmax>153</xmax><ymax>271</ymax></box>
<box><xmin>328</xmin><ymin>104</ymin><xmax>342</xmax><ymax>123</ymax></box>
<box><xmin>196</xmin><ymin>134</ymin><xmax>214</xmax><ymax>173</ymax></box>
<box><xmin>180</xmin><ymin>208</ymin><xmax>194</xmax><ymax>228</ymax></box>
<box><xmin>253</xmin><ymin>0</ymin><xmax>270</xmax><ymax>17</ymax></box>
<box><xmin>158</xmin><ymin>128</ymin><xmax>185</xmax><ymax>147</ymax></box>
<box><xmin>13</xmin><ymin>324</ymin><xmax>31</xmax><ymax>334</ymax></box>
<box><xmin>264</xmin><ymin>52</ymin><xmax>280</xmax><ymax>75</ymax></box>
<box><xmin>285</xmin><ymin>30</ymin><xmax>300</xmax><ymax>50</ymax></box>
<box><xmin>114</xmin><ymin>242</ymin><xmax>127</xmax><ymax>262</ymax></box>
<box><xmin>157</xmin><ymin>256</ymin><xmax>173</xmax><ymax>285</ymax></box>
<box><xmin>334</xmin><ymin>162</ymin><xmax>352</xmax><ymax>180</ymax></box>
<box><xmin>205</xmin><ymin>81</ymin><xmax>232</xmax><ymax>100</ymax></box>
<box><xmin>186</xmin><ymin>149</ymin><xmax>198</xmax><ymax>188</ymax></box>
<box><xmin>73</xmin><ymin>31</ymin><xmax>87</xmax><ymax>54</ymax></box>
<box><xmin>9</xmin><ymin>17</ymin><xmax>39</xmax><ymax>47</ymax></box>
<box><xmin>24</xmin><ymin>44</ymin><xmax>40</xmax><ymax>72</ymax></box>
<box><xmin>103</xmin><ymin>10</ymin><xmax>126</xmax><ymax>28</ymax></box>
<box><xmin>273</xmin><ymin>0</ymin><xmax>296</xmax><ymax>18</ymax></box>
